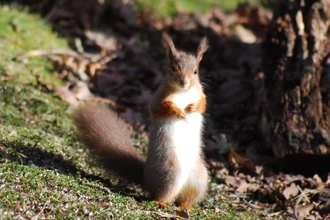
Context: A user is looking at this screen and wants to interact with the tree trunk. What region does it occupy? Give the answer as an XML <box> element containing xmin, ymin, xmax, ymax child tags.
<box><xmin>263</xmin><ymin>0</ymin><xmax>330</xmax><ymax>158</ymax></box>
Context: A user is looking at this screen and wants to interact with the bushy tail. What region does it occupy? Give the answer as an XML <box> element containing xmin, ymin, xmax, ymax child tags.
<box><xmin>73</xmin><ymin>103</ymin><xmax>145</xmax><ymax>185</ymax></box>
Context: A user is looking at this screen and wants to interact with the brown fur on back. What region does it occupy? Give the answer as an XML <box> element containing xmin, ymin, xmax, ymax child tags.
<box><xmin>73</xmin><ymin>103</ymin><xmax>145</xmax><ymax>185</ymax></box>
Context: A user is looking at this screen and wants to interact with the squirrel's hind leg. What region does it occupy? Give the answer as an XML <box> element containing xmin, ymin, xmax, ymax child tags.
<box><xmin>175</xmin><ymin>157</ymin><xmax>208</xmax><ymax>209</ymax></box>
<box><xmin>144</xmin><ymin>155</ymin><xmax>184</xmax><ymax>205</ymax></box>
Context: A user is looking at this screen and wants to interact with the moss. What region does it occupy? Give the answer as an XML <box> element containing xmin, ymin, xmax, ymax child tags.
<box><xmin>135</xmin><ymin>0</ymin><xmax>261</xmax><ymax>18</ymax></box>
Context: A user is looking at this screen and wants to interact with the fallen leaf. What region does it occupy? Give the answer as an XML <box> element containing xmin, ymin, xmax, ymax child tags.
<box><xmin>282</xmin><ymin>183</ymin><xmax>299</xmax><ymax>200</ymax></box>
<box><xmin>228</xmin><ymin>146</ymin><xmax>245</xmax><ymax>167</ymax></box>
<box><xmin>175</xmin><ymin>209</ymin><xmax>190</xmax><ymax>219</ymax></box>
<box><xmin>156</xmin><ymin>211</ymin><xmax>186</xmax><ymax>219</ymax></box>
<box><xmin>0</xmin><ymin>75</ymin><xmax>14</xmax><ymax>81</ymax></box>
<box><xmin>228</xmin><ymin>146</ymin><xmax>255</xmax><ymax>173</ymax></box>
<box><xmin>233</xmin><ymin>24</ymin><xmax>256</xmax><ymax>43</ymax></box>
<box><xmin>313</xmin><ymin>174</ymin><xmax>326</xmax><ymax>190</ymax></box>
<box><xmin>297</xmin><ymin>204</ymin><xmax>314</xmax><ymax>220</ymax></box>
<box><xmin>319</xmin><ymin>188</ymin><xmax>330</xmax><ymax>201</ymax></box>
<box><xmin>53</xmin><ymin>85</ymin><xmax>80</xmax><ymax>106</ymax></box>
<box><xmin>237</xmin><ymin>181</ymin><xmax>260</xmax><ymax>194</ymax></box>
<box><xmin>225</xmin><ymin>175</ymin><xmax>240</xmax><ymax>187</ymax></box>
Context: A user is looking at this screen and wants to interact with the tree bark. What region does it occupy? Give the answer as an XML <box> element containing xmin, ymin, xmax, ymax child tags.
<box><xmin>263</xmin><ymin>0</ymin><xmax>330</xmax><ymax>157</ymax></box>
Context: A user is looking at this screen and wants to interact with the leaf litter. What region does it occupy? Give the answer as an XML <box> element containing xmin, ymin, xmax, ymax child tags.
<box><xmin>14</xmin><ymin>0</ymin><xmax>330</xmax><ymax>219</ymax></box>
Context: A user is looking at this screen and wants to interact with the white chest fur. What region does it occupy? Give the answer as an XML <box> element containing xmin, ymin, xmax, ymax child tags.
<box><xmin>168</xmin><ymin>88</ymin><xmax>204</xmax><ymax>189</ymax></box>
<box><xmin>171</xmin><ymin>88</ymin><xmax>200</xmax><ymax>110</ymax></box>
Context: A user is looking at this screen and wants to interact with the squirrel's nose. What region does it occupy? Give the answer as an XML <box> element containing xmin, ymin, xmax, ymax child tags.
<box><xmin>180</xmin><ymin>79</ymin><xmax>186</xmax><ymax>86</ymax></box>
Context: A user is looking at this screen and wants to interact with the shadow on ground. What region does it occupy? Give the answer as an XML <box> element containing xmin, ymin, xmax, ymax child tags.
<box><xmin>0</xmin><ymin>140</ymin><xmax>150</xmax><ymax>202</ymax></box>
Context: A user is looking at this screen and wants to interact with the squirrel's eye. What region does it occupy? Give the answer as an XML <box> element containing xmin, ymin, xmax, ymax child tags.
<box><xmin>171</xmin><ymin>66</ymin><xmax>176</xmax><ymax>72</ymax></box>
<box><xmin>194</xmin><ymin>69</ymin><xmax>198</xmax><ymax>74</ymax></box>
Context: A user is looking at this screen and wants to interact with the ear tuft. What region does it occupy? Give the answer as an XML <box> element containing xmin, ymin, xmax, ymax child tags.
<box><xmin>162</xmin><ymin>32</ymin><xmax>177</xmax><ymax>61</ymax></box>
<box><xmin>196</xmin><ymin>37</ymin><xmax>209</xmax><ymax>63</ymax></box>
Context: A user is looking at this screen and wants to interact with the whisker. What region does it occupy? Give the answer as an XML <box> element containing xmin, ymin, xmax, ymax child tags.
<box><xmin>164</xmin><ymin>66</ymin><xmax>175</xmax><ymax>75</ymax></box>
<box><xmin>199</xmin><ymin>76</ymin><xmax>217</xmax><ymax>86</ymax></box>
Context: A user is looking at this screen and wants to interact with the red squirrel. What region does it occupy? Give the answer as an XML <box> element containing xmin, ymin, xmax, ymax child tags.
<box><xmin>74</xmin><ymin>33</ymin><xmax>209</xmax><ymax>209</ymax></box>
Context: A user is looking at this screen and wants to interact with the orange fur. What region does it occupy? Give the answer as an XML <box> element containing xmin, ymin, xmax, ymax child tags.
<box><xmin>184</xmin><ymin>95</ymin><xmax>206</xmax><ymax>114</ymax></box>
<box><xmin>154</xmin><ymin>100</ymin><xmax>186</xmax><ymax>119</ymax></box>
<box><xmin>176</xmin><ymin>186</ymin><xmax>199</xmax><ymax>209</ymax></box>
<box><xmin>155</xmin><ymin>201</ymin><xmax>170</xmax><ymax>208</ymax></box>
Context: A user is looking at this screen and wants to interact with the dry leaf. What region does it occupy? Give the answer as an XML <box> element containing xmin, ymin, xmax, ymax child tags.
<box><xmin>225</xmin><ymin>175</ymin><xmax>240</xmax><ymax>187</ymax></box>
<box><xmin>297</xmin><ymin>204</ymin><xmax>314</xmax><ymax>220</ymax></box>
<box><xmin>282</xmin><ymin>183</ymin><xmax>299</xmax><ymax>200</ymax></box>
<box><xmin>175</xmin><ymin>209</ymin><xmax>190</xmax><ymax>219</ymax></box>
<box><xmin>53</xmin><ymin>85</ymin><xmax>80</xmax><ymax>106</ymax></box>
<box><xmin>228</xmin><ymin>146</ymin><xmax>255</xmax><ymax>173</ymax></box>
<box><xmin>233</xmin><ymin>24</ymin><xmax>256</xmax><ymax>43</ymax></box>
<box><xmin>237</xmin><ymin>181</ymin><xmax>259</xmax><ymax>194</ymax></box>
<box><xmin>313</xmin><ymin>174</ymin><xmax>326</xmax><ymax>190</ymax></box>
<box><xmin>157</xmin><ymin>211</ymin><xmax>186</xmax><ymax>219</ymax></box>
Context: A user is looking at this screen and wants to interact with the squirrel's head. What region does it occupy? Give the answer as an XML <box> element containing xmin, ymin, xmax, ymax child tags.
<box><xmin>162</xmin><ymin>32</ymin><xmax>208</xmax><ymax>90</ymax></box>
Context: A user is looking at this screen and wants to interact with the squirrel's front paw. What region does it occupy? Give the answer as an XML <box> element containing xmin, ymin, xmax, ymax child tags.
<box><xmin>176</xmin><ymin>110</ymin><xmax>186</xmax><ymax>119</ymax></box>
<box><xmin>184</xmin><ymin>103</ymin><xmax>197</xmax><ymax>113</ymax></box>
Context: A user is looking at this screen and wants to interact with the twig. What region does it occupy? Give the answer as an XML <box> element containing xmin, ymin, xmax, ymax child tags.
<box><xmin>267</xmin><ymin>211</ymin><xmax>281</xmax><ymax>217</ymax></box>
<box><xmin>293</xmin><ymin>186</ymin><xmax>316</xmax><ymax>220</ymax></box>
<box><xmin>15</xmin><ymin>49</ymin><xmax>82</xmax><ymax>60</ymax></box>
<box><xmin>297</xmin><ymin>185</ymin><xmax>310</xmax><ymax>203</ymax></box>
<box><xmin>96</xmin><ymin>52</ymin><xmax>117</xmax><ymax>66</ymax></box>
<box><xmin>243</xmin><ymin>199</ymin><xmax>261</xmax><ymax>210</ymax></box>
<box><xmin>293</xmin><ymin>199</ymin><xmax>300</xmax><ymax>220</ymax></box>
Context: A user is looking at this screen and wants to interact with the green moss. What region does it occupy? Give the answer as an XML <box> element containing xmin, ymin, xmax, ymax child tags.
<box><xmin>135</xmin><ymin>0</ymin><xmax>261</xmax><ymax>18</ymax></box>
<box><xmin>0</xmin><ymin>5</ymin><xmax>66</xmax><ymax>86</ymax></box>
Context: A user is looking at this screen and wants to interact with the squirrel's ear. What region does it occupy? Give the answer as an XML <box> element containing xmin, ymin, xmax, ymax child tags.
<box><xmin>162</xmin><ymin>32</ymin><xmax>177</xmax><ymax>61</ymax></box>
<box><xmin>196</xmin><ymin>37</ymin><xmax>208</xmax><ymax>63</ymax></box>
